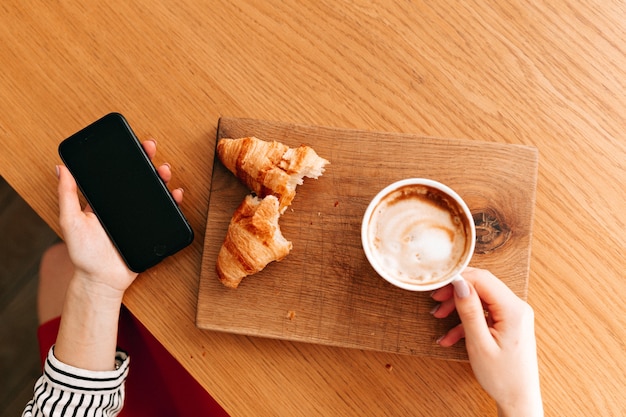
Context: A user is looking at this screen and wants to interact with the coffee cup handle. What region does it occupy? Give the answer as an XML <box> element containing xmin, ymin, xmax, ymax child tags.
<box><xmin>451</xmin><ymin>274</ymin><xmax>464</xmax><ymax>283</ymax></box>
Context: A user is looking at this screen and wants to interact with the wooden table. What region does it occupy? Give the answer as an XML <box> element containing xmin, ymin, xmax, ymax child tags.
<box><xmin>1</xmin><ymin>1</ymin><xmax>624</xmax><ymax>415</ymax></box>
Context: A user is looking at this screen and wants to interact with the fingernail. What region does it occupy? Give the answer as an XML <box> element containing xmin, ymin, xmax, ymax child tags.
<box><xmin>55</xmin><ymin>165</ymin><xmax>60</xmax><ymax>178</ymax></box>
<box><xmin>429</xmin><ymin>304</ymin><xmax>440</xmax><ymax>315</ymax></box>
<box><xmin>453</xmin><ymin>279</ymin><xmax>470</xmax><ymax>298</ymax></box>
<box><xmin>435</xmin><ymin>334</ymin><xmax>445</xmax><ymax>345</ymax></box>
<box><xmin>176</xmin><ymin>188</ymin><xmax>184</xmax><ymax>194</ymax></box>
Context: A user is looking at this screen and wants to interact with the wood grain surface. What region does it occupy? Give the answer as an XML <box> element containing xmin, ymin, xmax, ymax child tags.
<box><xmin>0</xmin><ymin>1</ymin><xmax>625</xmax><ymax>416</ymax></box>
<box><xmin>197</xmin><ymin>117</ymin><xmax>537</xmax><ymax>359</ymax></box>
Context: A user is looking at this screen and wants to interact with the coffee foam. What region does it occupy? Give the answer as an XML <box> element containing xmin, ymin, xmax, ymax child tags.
<box><xmin>367</xmin><ymin>185</ymin><xmax>469</xmax><ymax>285</ymax></box>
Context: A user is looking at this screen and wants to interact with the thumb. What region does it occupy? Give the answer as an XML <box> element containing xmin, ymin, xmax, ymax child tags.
<box><xmin>57</xmin><ymin>165</ymin><xmax>82</xmax><ymax>224</ymax></box>
<box><xmin>452</xmin><ymin>279</ymin><xmax>495</xmax><ymax>351</ymax></box>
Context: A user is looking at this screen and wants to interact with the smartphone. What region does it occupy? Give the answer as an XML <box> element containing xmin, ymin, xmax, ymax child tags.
<box><xmin>58</xmin><ymin>112</ymin><xmax>194</xmax><ymax>272</ymax></box>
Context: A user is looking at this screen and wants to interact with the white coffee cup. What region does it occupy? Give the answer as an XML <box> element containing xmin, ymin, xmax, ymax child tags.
<box><xmin>361</xmin><ymin>178</ymin><xmax>476</xmax><ymax>291</ymax></box>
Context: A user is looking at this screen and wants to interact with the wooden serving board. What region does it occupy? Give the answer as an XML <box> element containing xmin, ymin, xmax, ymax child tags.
<box><xmin>197</xmin><ymin>117</ymin><xmax>538</xmax><ymax>360</ymax></box>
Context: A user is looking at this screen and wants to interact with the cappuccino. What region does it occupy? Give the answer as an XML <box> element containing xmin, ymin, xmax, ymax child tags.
<box><xmin>362</xmin><ymin>180</ymin><xmax>474</xmax><ymax>289</ymax></box>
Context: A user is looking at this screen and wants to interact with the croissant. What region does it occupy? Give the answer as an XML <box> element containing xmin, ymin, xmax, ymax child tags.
<box><xmin>217</xmin><ymin>136</ymin><xmax>329</xmax><ymax>213</ymax></box>
<box><xmin>216</xmin><ymin>194</ymin><xmax>292</xmax><ymax>288</ymax></box>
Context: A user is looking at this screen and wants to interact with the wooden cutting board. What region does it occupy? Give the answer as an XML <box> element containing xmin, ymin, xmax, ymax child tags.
<box><xmin>197</xmin><ymin>117</ymin><xmax>538</xmax><ymax>360</ymax></box>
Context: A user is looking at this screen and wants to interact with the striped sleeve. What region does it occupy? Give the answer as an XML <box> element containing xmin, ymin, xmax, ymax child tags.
<box><xmin>22</xmin><ymin>346</ymin><xmax>129</xmax><ymax>417</ymax></box>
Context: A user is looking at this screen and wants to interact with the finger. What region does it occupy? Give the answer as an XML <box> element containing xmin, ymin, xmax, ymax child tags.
<box><xmin>57</xmin><ymin>165</ymin><xmax>82</xmax><ymax>223</ymax></box>
<box><xmin>462</xmin><ymin>268</ymin><xmax>522</xmax><ymax>322</ymax></box>
<box><xmin>142</xmin><ymin>139</ymin><xmax>157</xmax><ymax>160</ymax></box>
<box><xmin>157</xmin><ymin>163</ymin><xmax>172</xmax><ymax>183</ymax></box>
<box><xmin>431</xmin><ymin>283</ymin><xmax>454</xmax><ymax>302</ymax></box>
<box><xmin>462</xmin><ymin>268</ymin><xmax>518</xmax><ymax>305</ymax></box>
<box><xmin>431</xmin><ymin>297</ymin><xmax>456</xmax><ymax>318</ymax></box>
<box><xmin>171</xmin><ymin>188</ymin><xmax>184</xmax><ymax>204</ymax></box>
<box><xmin>437</xmin><ymin>323</ymin><xmax>465</xmax><ymax>347</ymax></box>
<box><xmin>452</xmin><ymin>278</ymin><xmax>496</xmax><ymax>352</ymax></box>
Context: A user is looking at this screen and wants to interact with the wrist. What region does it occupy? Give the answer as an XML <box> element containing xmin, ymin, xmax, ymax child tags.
<box><xmin>496</xmin><ymin>391</ymin><xmax>543</xmax><ymax>417</ymax></box>
<box><xmin>70</xmin><ymin>271</ymin><xmax>126</xmax><ymax>306</ymax></box>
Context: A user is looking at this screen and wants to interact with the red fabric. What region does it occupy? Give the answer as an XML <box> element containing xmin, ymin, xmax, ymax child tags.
<box><xmin>37</xmin><ymin>306</ymin><xmax>229</xmax><ymax>417</ymax></box>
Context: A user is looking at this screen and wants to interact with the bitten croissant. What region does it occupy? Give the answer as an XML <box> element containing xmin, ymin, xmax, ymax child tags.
<box><xmin>217</xmin><ymin>136</ymin><xmax>329</xmax><ymax>213</ymax></box>
<box><xmin>216</xmin><ymin>194</ymin><xmax>293</xmax><ymax>288</ymax></box>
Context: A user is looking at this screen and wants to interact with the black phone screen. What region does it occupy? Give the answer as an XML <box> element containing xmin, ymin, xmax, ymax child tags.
<box><xmin>58</xmin><ymin>113</ymin><xmax>194</xmax><ymax>272</ymax></box>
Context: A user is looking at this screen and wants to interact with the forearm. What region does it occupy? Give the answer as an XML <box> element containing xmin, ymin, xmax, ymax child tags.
<box><xmin>54</xmin><ymin>272</ymin><xmax>124</xmax><ymax>371</ymax></box>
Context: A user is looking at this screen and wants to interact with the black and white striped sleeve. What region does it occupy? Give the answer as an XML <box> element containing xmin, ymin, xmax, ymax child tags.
<box><xmin>22</xmin><ymin>347</ymin><xmax>130</xmax><ymax>417</ymax></box>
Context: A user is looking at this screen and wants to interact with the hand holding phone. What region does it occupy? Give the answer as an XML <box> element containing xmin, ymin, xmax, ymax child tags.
<box><xmin>58</xmin><ymin>113</ymin><xmax>194</xmax><ymax>272</ymax></box>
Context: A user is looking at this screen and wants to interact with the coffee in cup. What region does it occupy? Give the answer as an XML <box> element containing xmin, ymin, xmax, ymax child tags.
<box><xmin>361</xmin><ymin>179</ymin><xmax>475</xmax><ymax>291</ymax></box>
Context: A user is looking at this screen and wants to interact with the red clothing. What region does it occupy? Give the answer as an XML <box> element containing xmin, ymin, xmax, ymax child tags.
<box><xmin>37</xmin><ymin>306</ymin><xmax>229</xmax><ymax>417</ymax></box>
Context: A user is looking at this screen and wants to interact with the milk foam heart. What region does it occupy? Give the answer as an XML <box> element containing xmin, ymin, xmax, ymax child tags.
<box><xmin>366</xmin><ymin>184</ymin><xmax>470</xmax><ymax>285</ymax></box>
